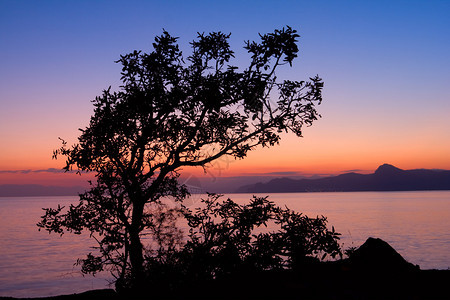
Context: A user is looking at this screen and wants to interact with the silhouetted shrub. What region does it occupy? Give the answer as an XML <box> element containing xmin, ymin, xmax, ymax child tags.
<box><xmin>121</xmin><ymin>194</ymin><xmax>342</xmax><ymax>294</ymax></box>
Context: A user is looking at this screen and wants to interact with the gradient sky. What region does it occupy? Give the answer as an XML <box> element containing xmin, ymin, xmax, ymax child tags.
<box><xmin>1</xmin><ymin>0</ymin><xmax>449</xmax><ymax>185</ymax></box>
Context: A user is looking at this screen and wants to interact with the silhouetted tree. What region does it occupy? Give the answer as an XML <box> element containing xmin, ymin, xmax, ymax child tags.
<box><xmin>38</xmin><ymin>27</ymin><xmax>324</xmax><ymax>293</ymax></box>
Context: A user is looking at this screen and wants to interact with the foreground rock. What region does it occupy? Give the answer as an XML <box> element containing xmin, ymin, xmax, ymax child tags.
<box><xmin>344</xmin><ymin>237</ymin><xmax>420</xmax><ymax>272</ymax></box>
<box><xmin>1</xmin><ymin>238</ymin><xmax>448</xmax><ymax>299</ymax></box>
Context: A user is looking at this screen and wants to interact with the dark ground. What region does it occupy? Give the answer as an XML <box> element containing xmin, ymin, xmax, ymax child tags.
<box><xmin>2</xmin><ymin>238</ymin><xmax>449</xmax><ymax>300</ymax></box>
<box><xmin>1</xmin><ymin>269</ymin><xmax>448</xmax><ymax>300</ymax></box>
<box><xmin>1</xmin><ymin>269</ymin><xmax>449</xmax><ymax>300</ymax></box>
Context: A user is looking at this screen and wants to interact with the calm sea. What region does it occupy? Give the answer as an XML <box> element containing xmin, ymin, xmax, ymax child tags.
<box><xmin>0</xmin><ymin>191</ymin><xmax>449</xmax><ymax>298</ymax></box>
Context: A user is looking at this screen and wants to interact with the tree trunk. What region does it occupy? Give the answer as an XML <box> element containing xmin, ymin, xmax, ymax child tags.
<box><xmin>129</xmin><ymin>229</ymin><xmax>144</xmax><ymax>286</ymax></box>
<box><xmin>129</xmin><ymin>201</ymin><xmax>145</xmax><ymax>293</ymax></box>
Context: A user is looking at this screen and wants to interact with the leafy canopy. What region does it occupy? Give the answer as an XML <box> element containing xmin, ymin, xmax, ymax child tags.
<box><xmin>55</xmin><ymin>26</ymin><xmax>322</xmax><ymax>191</ymax></box>
<box><xmin>38</xmin><ymin>27</ymin><xmax>325</xmax><ymax>291</ymax></box>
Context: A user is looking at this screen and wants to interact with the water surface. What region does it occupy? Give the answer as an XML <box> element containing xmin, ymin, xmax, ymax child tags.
<box><xmin>0</xmin><ymin>191</ymin><xmax>449</xmax><ymax>298</ymax></box>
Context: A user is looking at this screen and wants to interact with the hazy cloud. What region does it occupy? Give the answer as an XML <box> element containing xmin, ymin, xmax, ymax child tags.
<box><xmin>340</xmin><ymin>169</ymin><xmax>364</xmax><ymax>173</ymax></box>
<box><xmin>0</xmin><ymin>169</ymin><xmax>31</xmax><ymax>174</ymax></box>
<box><xmin>237</xmin><ymin>171</ymin><xmax>306</xmax><ymax>177</ymax></box>
<box><xmin>263</xmin><ymin>171</ymin><xmax>303</xmax><ymax>176</ymax></box>
<box><xmin>0</xmin><ymin>168</ymin><xmax>81</xmax><ymax>174</ymax></box>
<box><xmin>34</xmin><ymin>168</ymin><xmax>66</xmax><ymax>173</ymax></box>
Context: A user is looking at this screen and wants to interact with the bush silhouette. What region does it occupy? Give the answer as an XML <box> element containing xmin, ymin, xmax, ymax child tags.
<box><xmin>114</xmin><ymin>194</ymin><xmax>341</xmax><ymax>295</ymax></box>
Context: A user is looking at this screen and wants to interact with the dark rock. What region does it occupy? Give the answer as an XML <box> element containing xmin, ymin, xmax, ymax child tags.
<box><xmin>346</xmin><ymin>237</ymin><xmax>419</xmax><ymax>272</ymax></box>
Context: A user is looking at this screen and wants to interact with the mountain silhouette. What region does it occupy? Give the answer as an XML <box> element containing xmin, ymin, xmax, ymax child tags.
<box><xmin>236</xmin><ymin>164</ymin><xmax>450</xmax><ymax>193</ymax></box>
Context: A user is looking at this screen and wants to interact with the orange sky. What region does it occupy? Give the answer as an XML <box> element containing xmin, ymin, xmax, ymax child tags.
<box><xmin>1</xmin><ymin>1</ymin><xmax>450</xmax><ymax>186</ymax></box>
<box><xmin>2</xmin><ymin>106</ymin><xmax>449</xmax><ymax>186</ymax></box>
<box><xmin>1</xmin><ymin>83</ymin><xmax>450</xmax><ymax>185</ymax></box>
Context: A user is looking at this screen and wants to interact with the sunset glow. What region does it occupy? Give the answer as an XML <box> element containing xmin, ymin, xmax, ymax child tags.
<box><xmin>1</xmin><ymin>1</ymin><xmax>449</xmax><ymax>186</ymax></box>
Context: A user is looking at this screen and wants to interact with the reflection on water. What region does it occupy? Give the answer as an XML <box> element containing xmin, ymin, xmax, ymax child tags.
<box><xmin>0</xmin><ymin>197</ymin><xmax>111</xmax><ymax>298</ymax></box>
<box><xmin>0</xmin><ymin>191</ymin><xmax>449</xmax><ymax>298</ymax></box>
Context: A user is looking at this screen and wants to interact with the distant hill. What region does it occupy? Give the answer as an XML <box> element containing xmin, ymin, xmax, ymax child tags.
<box><xmin>236</xmin><ymin>164</ymin><xmax>450</xmax><ymax>193</ymax></box>
<box><xmin>3</xmin><ymin>164</ymin><xmax>450</xmax><ymax>196</ymax></box>
<box><xmin>0</xmin><ymin>184</ymin><xmax>86</xmax><ymax>197</ymax></box>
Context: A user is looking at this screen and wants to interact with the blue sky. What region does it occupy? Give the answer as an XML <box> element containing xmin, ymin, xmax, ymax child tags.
<box><xmin>1</xmin><ymin>0</ymin><xmax>449</xmax><ymax>182</ymax></box>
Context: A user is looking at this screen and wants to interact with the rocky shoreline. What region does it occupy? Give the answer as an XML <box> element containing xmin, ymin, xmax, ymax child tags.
<box><xmin>2</xmin><ymin>238</ymin><xmax>449</xmax><ymax>300</ymax></box>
